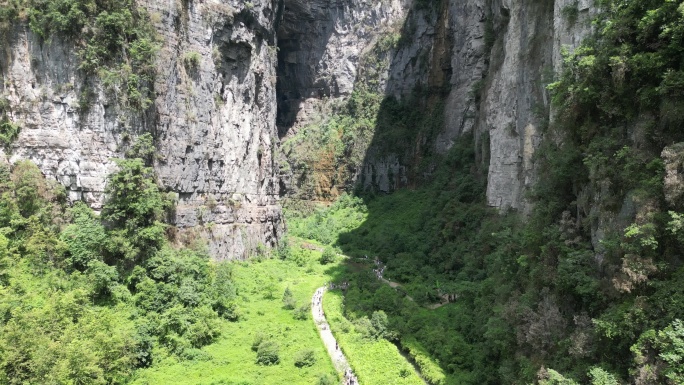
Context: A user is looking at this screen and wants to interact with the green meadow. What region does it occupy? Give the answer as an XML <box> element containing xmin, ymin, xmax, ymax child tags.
<box><xmin>131</xmin><ymin>241</ymin><xmax>423</xmax><ymax>385</ymax></box>
<box><xmin>131</xmin><ymin>253</ymin><xmax>337</xmax><ymax>385</ymax></box>
<box><xmin>323</xmin><ymin>291</ymin><xmax>424</xmax><ymax>385</ymax></box>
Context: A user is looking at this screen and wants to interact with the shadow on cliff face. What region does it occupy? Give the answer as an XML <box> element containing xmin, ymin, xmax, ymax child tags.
<box><xmin>346</xmin><ymin>0</ymin><xmax>468</xmax><ymax>196</ymax></box>
<box><xmin>275</xmin><ymin>0</ymin><xmax>343</xmax><ymax>138</ymax></box>
<box><xmin>293</xmin><ymin>1</ymin><xmax>498</xmax><ymax>381</ymax></box>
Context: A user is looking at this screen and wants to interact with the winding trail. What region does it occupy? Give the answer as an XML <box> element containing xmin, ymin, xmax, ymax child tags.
<box><xmin>312</xmin><ymin>287</ymin><xmax>358</xmax><ymax>385</ymax></box>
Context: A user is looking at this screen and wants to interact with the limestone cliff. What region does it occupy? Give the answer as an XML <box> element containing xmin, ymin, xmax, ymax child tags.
<box><xmin>0</xmin><ymin>0</ymin><xmax>601</xmax><ymax>258</ymax></box>
<box><xmin>0</xmin><ymin>0</ymin><xmax>282</xmax><ymax>259</ymax></box>
<box><xmin>277</xmin><ymin>0</ymin><xmax>597</xmax><ymax>213</ymax></box>
<box><xmin>275</xmin><ymin>0</ymin><xmax>409</xmax><ymax>200</ymax></box>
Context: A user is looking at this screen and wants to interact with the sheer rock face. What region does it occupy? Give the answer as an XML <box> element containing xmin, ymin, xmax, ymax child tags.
<box><xmin>0</xmin><ymin>0</ymin><xmax>283</xmax><ymax>260</ymax></box>
<box><xmin>275</xmin><ymin>0</ymin><xmax>597</xmax><ymax>212</ymax></box>
<box><xmin>276</xmin><ymin>0</ymin><xmax>409</xmax><ymax>135</ymax></box>
<box><xmin>481</xmin><ymin>0</ymin><xmax>597</xmax><ymax>212</ymax></box>
<box><xmin>0</xmin><ymin>0</ymin><xmax>599</xmax><ymax>258</ymax></box>
<box><xmin>275</xmin><ymin>0</ymin><xmax>409</xmax><ymax>198</ymax></box>
<box><xmin>383</xmin><ymin>0</ymin><xmax>597</xmax><ymax>212</ymax></box>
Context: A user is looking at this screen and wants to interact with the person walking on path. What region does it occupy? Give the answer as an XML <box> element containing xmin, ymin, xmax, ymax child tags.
<box><xmin>311</xmin><ymin>286</ymin><xmax>357</xmax><ymax>380</ymax></box>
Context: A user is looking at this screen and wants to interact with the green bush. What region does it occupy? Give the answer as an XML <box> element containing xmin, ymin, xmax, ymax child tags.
<box><xmin>251</xmin><ymin>332</ymin><xmax>266</xmax><ymax>352</ymax></box>
<box><xmin>282</xmin><ymin>287</ymin><xmax>295</xmax><ymax>310</ymax></box>
<box><xmin>293</xmin><ymin>349</ymin><xmax>316</xmax><ymax>368</ymax></box>
<box><xmin>320</xmin><ymin>246</ymin><xmax>336</xmax><ymax>265</ymax></box>
<box><xmin>183</xmin><ymin>51</ymin><xmax>201</xmax><ymax>69</ymax></box>
<box><xmin>0</xmin><ymin>118</ymin><xmax>19</xmax><ymax>148</ymax></box>
<box><xmin>293</xmin><ymin>303</ymin><xmax>310</xmax><ymax>320</ymax></box>
<box><xmin>316</xmin><ymin>373</ymin><xmax>337</xmax><ymax>385</ymax></box>
<box><xmin>276</xmin><ymin>238</ymin><xmax>291</xmax><ymax>260</ymax></box>
<box><xmin>255</xmin><ymin>340</ymin><xmax>280</xmax><ymax>365</ymax></box>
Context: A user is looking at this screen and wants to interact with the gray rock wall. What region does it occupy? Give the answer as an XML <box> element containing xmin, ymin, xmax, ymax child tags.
<box><xmin>0</xmin><ymin>0</ymin><xmax>283</xmax><ymax>260</ymax></box>
<box><xmin>0</xmin><ymin>0</ymin><xmax>602</xmax><ymax>260</ymax></box>
<box><xmin>362</xmin><ymin>0</ymin><xmax>597</xmax><ymax>212</ymax></box>
<box><xmin>482</xmin><ymin>0</ymin><xmax>597</xmax><ymax>212</ymax></box>
<box><xmin>276</xmin><ymin>0</ymin><xmax>408</xmax><ymax>134</ymax></box>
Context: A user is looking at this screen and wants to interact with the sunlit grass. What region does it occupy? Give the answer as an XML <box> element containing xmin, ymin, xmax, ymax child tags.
<box><xmin>131</xmin><ymin>255</ymin><xmax>338</xmax><ymax>385</ymax></box>
<box><xmin>323</xmin><ymin>290</ymin><xmax>424</xmax><ymax>385</ymax></box>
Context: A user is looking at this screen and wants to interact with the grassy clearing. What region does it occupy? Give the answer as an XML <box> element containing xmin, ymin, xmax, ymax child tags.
<box><xmin>323</xmin><ymin>290</ymin><xmax>424</xmax><ymax>385</ymax></box>
<box><xmin>399</xmin><ymin>337</ymin><xmax>447</xmax><ymax>385</ymax></box>
<box><xmin>131</xmin><ymin>256</ymin><xmax>338</xmax><ymax>385</ymax></box>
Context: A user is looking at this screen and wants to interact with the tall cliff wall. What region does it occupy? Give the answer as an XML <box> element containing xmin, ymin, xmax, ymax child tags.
<box><xmin>0</xmin><ymin>0</ymin><xmax>283</xmax><ymax>259</ymax></box>
<box><xmin>481</xmin><ymin>0</ymin><xmax>596</xmax><ymax>211</ymax></box>
<box><xmin>276</xmin><ymin>0</ymin><xmax>408</xmax><ymax>134</ymax></box>
<box><xmin>275</xmin><ymin>0</ymin><xmax>409</xmax><ymax>200</ymax></box>
<box><xmin>277</xmin><ymin>0</ymin><xmax>597</xmax><ymax>213</ymax></box>
<box><xmin>0</xmin><ymin>0</ymin><xmax>600</xmax><ymax>258</ymax></box>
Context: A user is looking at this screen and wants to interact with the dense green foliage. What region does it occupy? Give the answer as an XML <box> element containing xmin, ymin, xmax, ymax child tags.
<box><xmin>0</xmin><ymin>148</ymin><xmax>228</xmax><ymax>383</ymax></box>
<box><xmin>132</xmin><ymin>252</ymin><xmax>340</xmax><ymax>385</ymax></box>
<box><xmin>286</xmin><ymin>1</ymin><xmax>684</xmax><ymax>384</ymax></box>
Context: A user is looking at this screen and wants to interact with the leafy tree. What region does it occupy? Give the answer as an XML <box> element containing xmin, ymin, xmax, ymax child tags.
<box><xmin>282</xmin><ymin>286</ymin><xmax>295</xmax><ymax>310</ymax></box>
<box><xmin>588</xmin><ymin>367</ymin><xmax>619</xmax><ymax>385</ymax></box>
<box><xmin>102</xmin><ymin>158</ymin><xmax>168</xmax><ymax>266</ymax></box>
<box><xmin>320</xmin><ymin>246</ymin><xmax>336</xmax><ymax>265</ymax></box>
<box><xmin>371</xmin><ymin>310</ymin><xmax>389</xmax><ymax>340</ymax></box>
<box><xmin>537</xmin><ymin>368</ymin><xmax>579</xmax><ymax>385</ymax></box>
<box><xmin>632</xmin><ymin>319</ymin><xmax>684</xmax><ymax>384</ymax></box>
<box><xmin>210</xmin><ymin>262</ymin><xmax>239</xmax><ymax>320</ymax></box>
<box><xmin>86</xmin><ymin>259</ymin><xmax>120</xmax><ymax>298</ymax></box>
<box><xmin>61</xmin><ymin>202</ymin><xmax>106</xmax><ymax>270</ymax></box>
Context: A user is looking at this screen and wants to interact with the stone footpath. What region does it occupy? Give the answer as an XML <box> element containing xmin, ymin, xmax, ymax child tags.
<box><xmin>312</xmin><ymin>287</ymin><xmax>359</xmax><ymax>385</ymax></box>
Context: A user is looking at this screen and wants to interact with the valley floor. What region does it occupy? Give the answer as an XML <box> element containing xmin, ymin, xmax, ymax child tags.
<box><xmin>130</xmin><ymin>255</ymin><xmax>336</xmax><ymax>385</ymax></box>
<box><xmin>130</xmin><ymin>242</ymin><xmax>425</xmax><ymax>385</ymax></box>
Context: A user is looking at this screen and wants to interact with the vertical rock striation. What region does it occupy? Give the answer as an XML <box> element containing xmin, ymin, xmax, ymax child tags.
<box><xmin>0</xmin><ymin>0</ymin><xmax>283</xmax><ymax>259</ymax></box>
<box><xmin>145</xmin><ymin>0</ymin><xmax>282</xmax><ymax>259</ymax></box>
<box><xmin>276</xmin><ymin>0</ymin><xmax>408</xmax><ymax>135</ymax></box>
<box><xmin>0</xmin><ymin>0</ymin><xmax>601</xmax><ymax>259</ymax></box>
<box><xmin>481</xmin><ymin>0</ymin><xmax>597</xmax><ymax>211</ymax></box>
<box><xmin>363</xmin><ymin>0</ymin><xmax>597</xmax><ymax>212</ymax></box>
